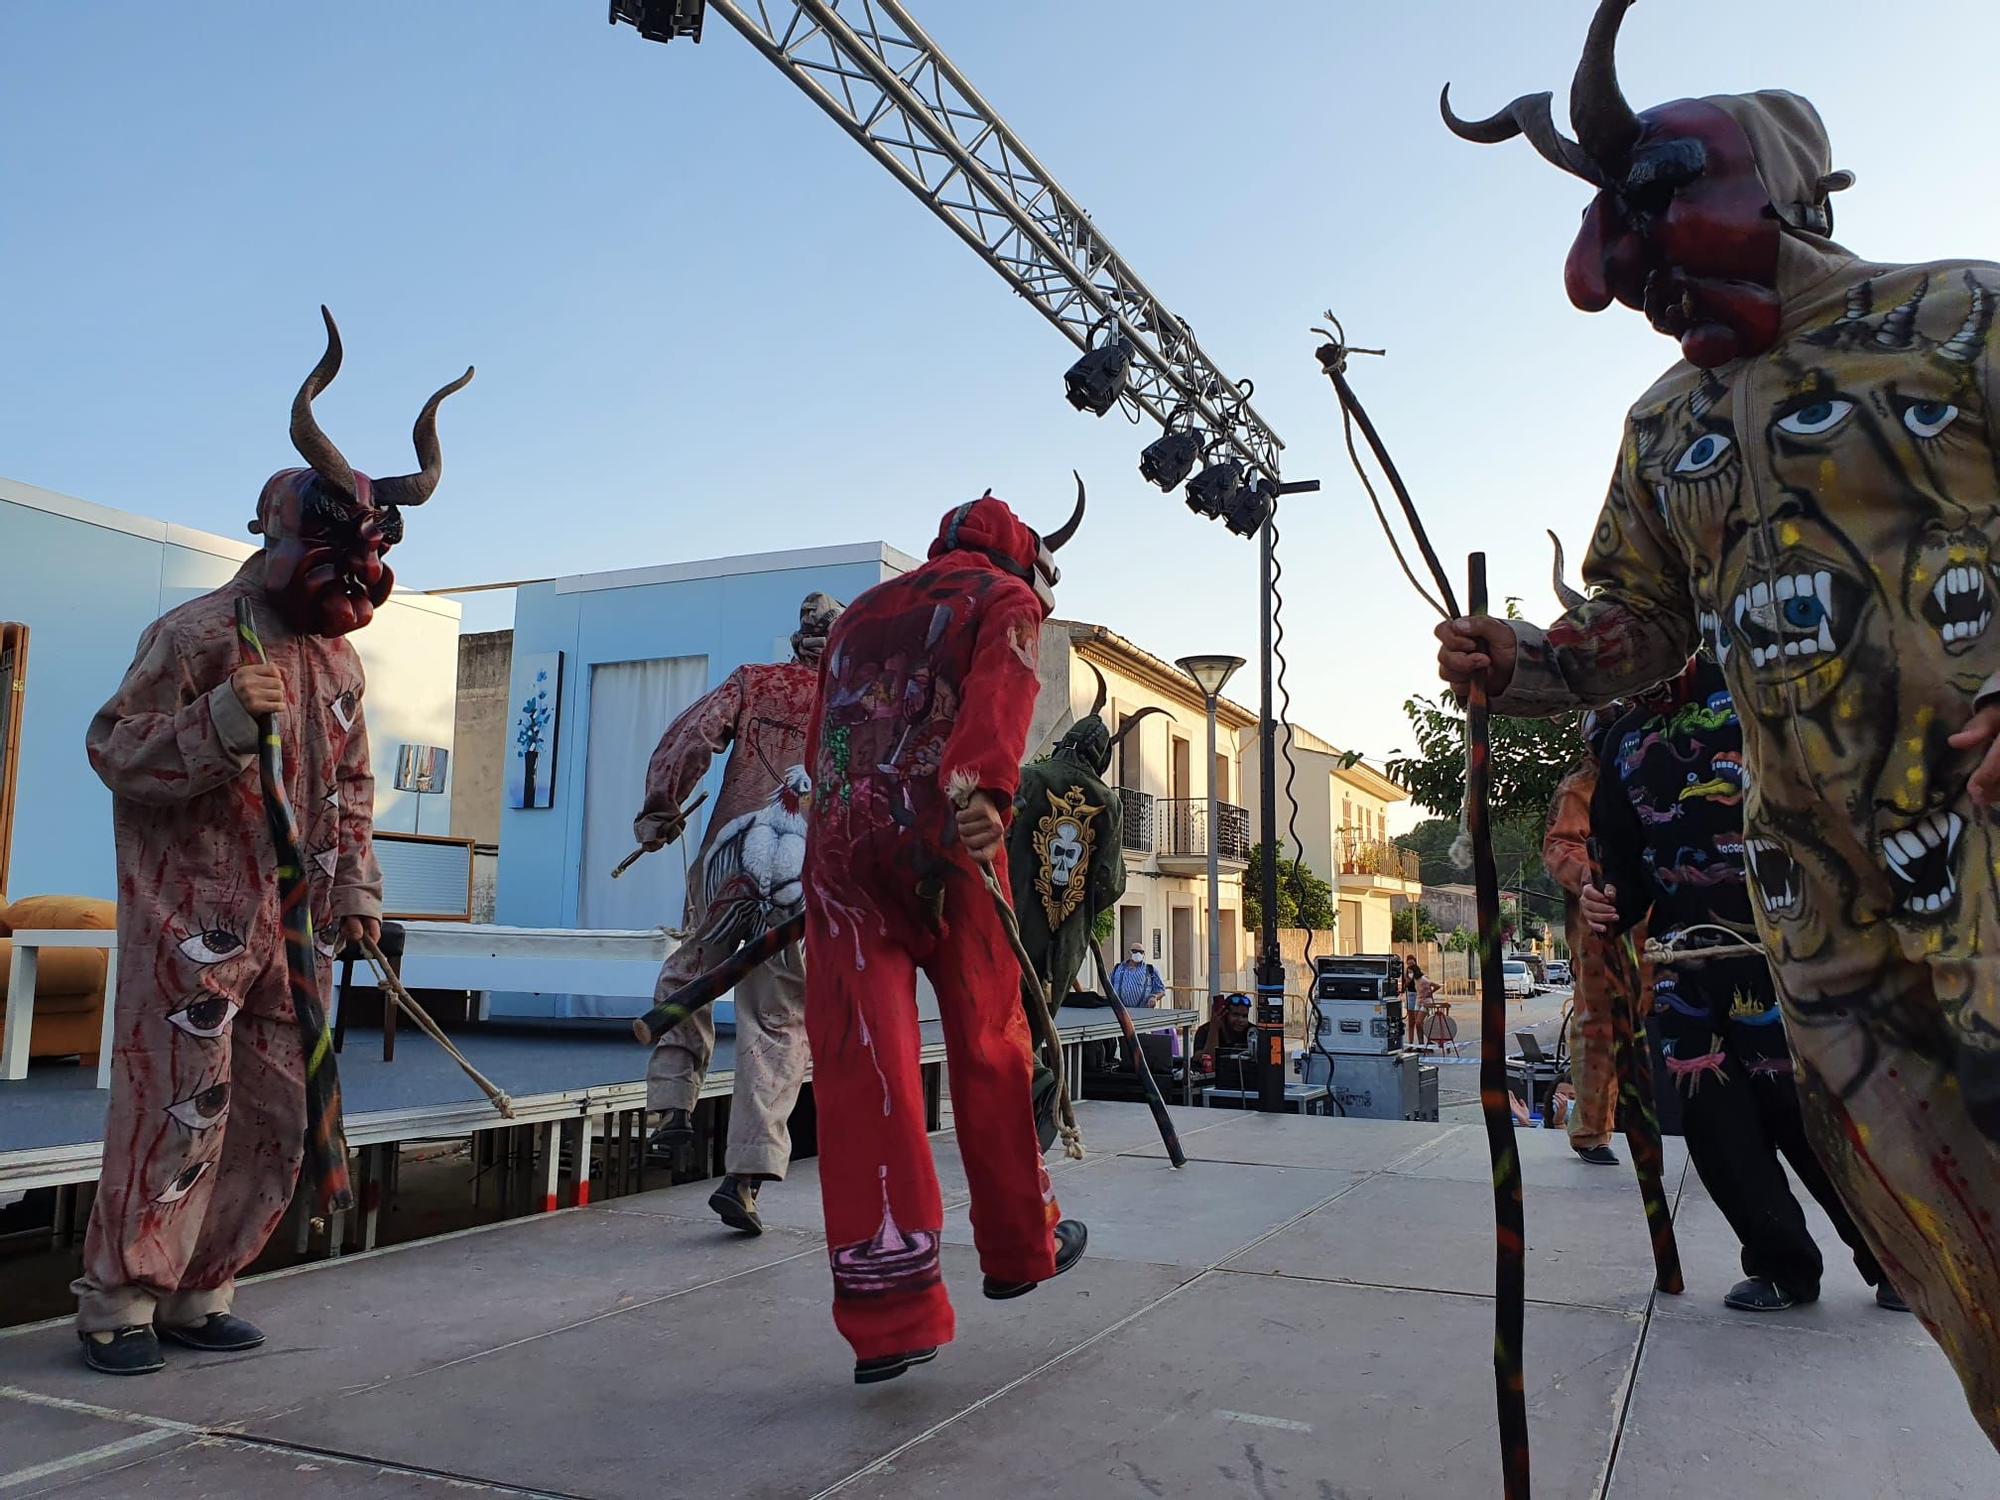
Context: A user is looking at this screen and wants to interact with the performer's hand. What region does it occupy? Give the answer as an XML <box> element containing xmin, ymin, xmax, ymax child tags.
<box><xmin>955</xmin><ymin>790</ymin><xmax>1005</xmax><ymax>860</ymax></box>
<box><xmin>340</xmin><ymin>915</ymin><xmax>382</xmax><ymax>950</ymax></box>
<box><xmin>231</xmin><ymin>663</ymin><xmax>287</xmax><ymax>717</ymax></box>
<box><xmin>1435</xmin><ymin>616</ymin><xmax>1517</xmax><ymax>700</ymax></box>
<box><xmin>1579</xmin><ymin>882</ymin><xmax>1619</xmax><ymax>935</ymax></box>
<box><xmin>1949</xmin><ymin>704</ymin><xmax>2000</xmax><ymax>810</ymax></box>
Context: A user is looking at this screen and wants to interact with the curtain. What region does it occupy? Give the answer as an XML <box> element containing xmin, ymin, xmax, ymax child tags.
<box><xmin>568</xmin><ymin>655</ymin><xmax>708</xmax><ymax>1017</ymax></box>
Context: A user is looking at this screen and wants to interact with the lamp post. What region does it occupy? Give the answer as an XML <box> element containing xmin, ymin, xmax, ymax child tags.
<box><xmin>1176</xmin><ymin>654</ymin><xmax>1244</xmax><ymax>1021</ymax></box>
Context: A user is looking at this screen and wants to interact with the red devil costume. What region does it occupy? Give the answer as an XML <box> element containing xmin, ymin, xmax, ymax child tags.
<box><xmin>803</xmin><ymin>482</ymin><xmax>1088</xmax><ymax>1384</ymax></box>
<box><xmin>73</xmin><ymin>309</ymin><xmax>470</xmax><ymax>1375</ymax></box>
<box><xmin>1438</xmin><ymin>0</ymin><xmax>2000</xmax><ymax>1442</ymax></box>
<box><xmin>636</xmin><ymin>592</ymin><xmax>841</xmax><ymax>1233</ymax></box>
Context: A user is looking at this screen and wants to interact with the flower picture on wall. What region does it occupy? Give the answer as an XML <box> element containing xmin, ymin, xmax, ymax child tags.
<box><xmin>507</xmin><ymin>652</ymin><xmax>563</xmax><ymax>810</ymax></box>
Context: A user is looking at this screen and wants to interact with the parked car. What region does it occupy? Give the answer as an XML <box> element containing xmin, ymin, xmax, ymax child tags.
<box><xmin>1545</xmin><ymin>959</ymin><xmax>1572</xmax><ymax>988</ymax></box>
<box><xmin>1501</xmin><ymin>959</ymin><xmax>1535</xmax><ymax>999</ymax></box>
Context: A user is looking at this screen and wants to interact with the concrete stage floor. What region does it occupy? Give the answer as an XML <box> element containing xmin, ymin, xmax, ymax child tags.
<box><xmin>0</xmin><ymin>1104</ymin><xmax>1990</xmax><ymax>1499</ymax></box>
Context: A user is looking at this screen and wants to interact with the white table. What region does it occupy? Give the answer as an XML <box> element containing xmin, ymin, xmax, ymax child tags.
<box><xmin>393</xmin><ymin>922</ymin><xmax>679</xmax><ymax>1019</ymax></box>
<box><xmin>2</xmin><ymin>929</ymin><xmax>119</xmax><ymax>1087</ymax></box>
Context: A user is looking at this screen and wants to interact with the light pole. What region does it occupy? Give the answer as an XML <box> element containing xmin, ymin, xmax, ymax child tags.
<box><xmin>1176</xmin><ymin>654</ymin><xmax>1244</xmax><ymax>1018</ymax></box>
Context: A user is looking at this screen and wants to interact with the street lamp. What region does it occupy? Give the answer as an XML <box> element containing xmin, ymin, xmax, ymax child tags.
<box><xmin>1176</xmin><ymin>654</ymin><xmax>1245</xmax><ymax>1013</ymax></box>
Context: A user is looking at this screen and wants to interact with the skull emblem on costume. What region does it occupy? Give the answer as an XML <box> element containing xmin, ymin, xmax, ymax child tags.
<box><xmin>1047</xmin><ymin>819</ymin><xmax>1084</xmax><ymax>887</ymax></box>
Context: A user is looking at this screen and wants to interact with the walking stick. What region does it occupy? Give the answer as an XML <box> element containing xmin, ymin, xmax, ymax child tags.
<box><xmin>357</xmin><ymin>936</ymin><xmax>514</xmax><ymax>1117</ymax></box>
<box><xmin>611</xmin><ymin>790</ymin><xmax>708</xmax><ymax>878</ymax></box>
<box><xmin>1088</xmin><ymin>935</ymin><xmax>1186</xmax><ymax>1167</ymax></box>
<box><xmin>233</xmin><ymin>598</ymin><xmax>354</xmax><ymax>1216</ymax></box>
<box><xmin>631</xmin><ymin>911</ymin><xmax>804</xmax><ymax>1045</ymax></box>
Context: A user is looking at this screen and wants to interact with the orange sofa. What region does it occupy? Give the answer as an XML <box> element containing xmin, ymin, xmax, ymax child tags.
<box><xmin>0</xmin><ymin>895</ymin><xmax>116</xmax><ymax>1067</ymax></box>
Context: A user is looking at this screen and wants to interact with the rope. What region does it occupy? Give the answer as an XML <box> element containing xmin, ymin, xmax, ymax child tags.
<box><xmin>359</xmin><ymin>935</ymin><xmax>515</xmax><ymax>1117</ymax></box>
<box><xmin>1641</xmin><ymin>924</ymin><xmax>1765</xmax><ymax>965</ymax></box>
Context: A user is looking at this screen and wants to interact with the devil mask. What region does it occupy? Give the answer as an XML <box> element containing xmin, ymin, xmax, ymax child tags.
<box><xmin>1443</xmin><ymin>0</ymin><xmax>1853</xmax><ymax>369</ymax></box>
<box><xmin>791</xmin><ymin>591</ymin><xmax>845</xmax><ymax>666</ymax></box>
<box><xmin>930</xmin><ymin>472</ymin><xmax>1086</xmax><ymax>611</ymax></box>
<box><xmin>1057</xmin><ymin>665</ymin><xmax>1170</xmax><ymax>777</ymax></box>
<box><xmin>252</xmin><ymin>307</ymin><xmax>473</xmax><ymax>637</ymax></box>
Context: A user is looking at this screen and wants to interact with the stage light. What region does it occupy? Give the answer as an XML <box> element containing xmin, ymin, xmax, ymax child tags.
<box><xmin>1222</xmin><ymin>479</ymin><xmax>1271</xmax><ymax>538</ymax></box>
<box><xmin>1064</xmin><ymin>323</ymin><xmax>1134</xmax><ymax>416</ymax></box>
<box><xmin>1185</xmin><ymin>457</ymin><xmax>1244</xmax><ymax>520</ymax></box>
<box><xmin>1139</xmin><ymin>427</ymin><xmax>1203</xmax><ymax>492</ymax></box>
<box><xmin>608</xmin><ymin>0</ymin><xmax>705</xmax><ymax>43</ymax></box>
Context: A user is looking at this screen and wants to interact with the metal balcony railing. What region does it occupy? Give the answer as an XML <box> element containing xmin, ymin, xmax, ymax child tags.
<box><xmin>1157</xmin><ymin>798</ymin><xmax>1252</xmax><ymax>862</ymax></box>
<box><xmin>1340</xmin><ymin>836</ymin><xmax>1422</xmax><ymax>882</ymax></box>
<box><xmin>1116</xmin><ymin>787</ymin><xmax>1154</xmax><ymax>853</ymax></box>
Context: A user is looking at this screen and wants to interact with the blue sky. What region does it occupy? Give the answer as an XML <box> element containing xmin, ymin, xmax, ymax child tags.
<box><xmin>5</xmin><ymin>1</ymin><xmax>1994</xmax><ymax>821</ymax></box>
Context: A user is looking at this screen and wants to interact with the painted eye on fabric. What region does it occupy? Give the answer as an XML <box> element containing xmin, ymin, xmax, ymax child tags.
<box><xmin>1903</xmin><ymin>400</ymin><xmax>1960</xmax><ymax>439</ymax></box>
<box><xmin>154</xmin><ymin>1160</ymin><xmax>211</xmax><ymax>1205</ymax></box>
<box><xmin>1775</xmin><ymin>399</ymin><xmax>1855</xmax><ymax>437</ymax></box>
<box><xmin>164</xmin><ymin>1082</ymin><xmax>230</xmax><ymax>1132</ymax></box>
<box><xmin>176</xmin><ymin>927</ymin><xmax>245</xmax><ymax>965</ymax></box>
<box><xmin>165</xmin><ymin>996</ymin><xmax>239</xmax><ymax>1040</ymax></box>
<box><xmin>1672</xmin><ymin>432</ymin><xmax>1733</xmax><ymax>476</ymax></box>
<box><xmin>1781</xmin><ymin>594</ymin><xmax>1828</xmax><ymax>629</ymax></box>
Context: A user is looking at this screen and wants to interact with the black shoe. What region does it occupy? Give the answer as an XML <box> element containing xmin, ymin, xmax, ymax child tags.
<box><xmin>983</xmin><ymin>1219</ymin><xmax>1088</xmax><ymax>1300</ymax></box>
<box><xmin>79</xmin><ymin>1326</ymin><xmax>164</xmax><ymax>1375</ymax></box>
<box><xmin>1574</xmin><ymin>1145</ymin><xmax>1620</xmax><ymax>1166</ymax></box>
<box><xmin>646</xmin><ymin>1110</ymin><xmax>694</xmax><ymax>1163</ymax></box>
<box><xmin>157</xmin><ymin>1312</ymin><xmax>265</xmax><ymax>1352</ymax></box>
<box><xmin>708</xmin><ymin>1175</ymin><xmax>764</xmax><ymax>1235</ymax></box>
<box><xmin>1723</xmin><ymin>1277</ymin><xmax>1797</xmax><ymax>1312</ymax></box>
<box><xmin>854</xmin><ymin>1346</ymin><xmax>938</xmax><ymax>1385</ymax></box>
<box><xmin>1876</xmin><ymin>1282</ymin><xmax>1912</xmax><ymax>1312</ymax></box>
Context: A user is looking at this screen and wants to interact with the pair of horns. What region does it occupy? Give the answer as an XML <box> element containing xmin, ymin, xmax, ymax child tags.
<box><xmin>1441</xmin><ymin>0</ymin><xmax>1641</xmax><ymax>186</ymax></box>
<box><xmin>1044</xmin><ymin>470</ymin><xmax>1086</xmax><ymax>552</ymax></box>
<box><xmin>1078</xmin><ymin>663</ymin><xmax>1173</xmax><ymax>748</ymax></box>
<box><xmin>1549</xmin><ymin>530</ymin><xmax>1588</xmax><ymax>611</ymax></box>
<box><xmin>291</xmin><ymin>305</ymin><xmax>474</xmax><ymax>508</ymax></box>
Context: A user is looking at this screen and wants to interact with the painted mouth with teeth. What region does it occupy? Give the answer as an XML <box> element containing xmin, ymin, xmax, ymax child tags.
<box><xmin>1697</xmin><ymin>606</ymin><xmax>1732</xmax><ymax>668</ymax></box>
<box><xmin>1746</xmin><ymin>838</ymin><xmax>1801</xmax><ymax>916</ymax></box>
<box><xmin>1924</xmin><ymin>564</ymin><xmax>1993</xmax><ymax>654</ymax></box>
<box><xmin>1730</xmin><ymin>562</ymin><xmax>1861</xmax><ymax>673</ymax></box>
<box><xmin>1881</xmin><ymin>811</ymin><xmax>1963</xmax><ymax>916</ymax></box>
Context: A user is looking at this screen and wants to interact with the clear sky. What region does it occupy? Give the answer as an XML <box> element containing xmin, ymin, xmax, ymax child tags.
<box><xmin>5</xmin><ymin>1</ymin><xmax>1994</xmax><ymax>829</ymax></box>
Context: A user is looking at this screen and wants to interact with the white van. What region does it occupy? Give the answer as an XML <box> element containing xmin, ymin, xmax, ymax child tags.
<box><xmin>1501</xmin><ymin>959</ymin><xmax>1534</xmax><ymax>999</ymax></box>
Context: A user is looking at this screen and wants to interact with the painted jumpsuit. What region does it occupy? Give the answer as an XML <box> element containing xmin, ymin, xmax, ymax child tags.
<box><xmin>637</xmin><ymin>662</ymin><xmax>814</xmax><ymax>1180</ymax></box>
<box><xmin>1542</xmin><ymin>764</ymin><xmax>1623</xmax><ymax>1149</ymax></box>
<box><xmin>74</xmin><ymin>561</ymin><xmax>380</xmax><ymax>1332</ymax></box>
<box><xmin>803</xmin><ymin>539</ymin><xmax>1059</xmax><ymax>1362</ymax></box>
<box><xmin>1498</xmin><ymin>243</ymin><xmax>2000</xmax><ymax>1437</ymax></box>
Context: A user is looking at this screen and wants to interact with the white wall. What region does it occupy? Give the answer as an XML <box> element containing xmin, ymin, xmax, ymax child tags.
<box><xmin>0</xmin><ymin>476</ymin><xmax>459</xmax><ymax>900</ymax></box>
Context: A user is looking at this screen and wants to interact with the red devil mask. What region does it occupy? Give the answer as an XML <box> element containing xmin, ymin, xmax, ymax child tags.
<box><xmin>251</xmin><ymin>307</ymin><xmax>473</xmax><ymax>637</ymax></box>
<box><xmin>1443</xmin><ymin>0</ymin><xmax>1853</xmax><ymax>369</ymax></box>
<box><xmin>929</xmin><ymin>472</ymin><xmax>1086</xmax><ymax>611</ymax></box>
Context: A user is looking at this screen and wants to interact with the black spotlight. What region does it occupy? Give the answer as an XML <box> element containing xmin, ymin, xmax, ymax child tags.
<box><xmin>1139</xmin><ymin>428</ymin><xmax>1203</xmax><ymax>492</ymax></box>
<box><xmin>1065</xmin><ymin>337</ymin><xmax>1134</xmax><ymax>416</ymax></box>
<box><xmin>609</xmin><ymin>0</ymin><xmax>705</xmax><ymax>43</ymax></box>
<box><xmin>1185</xmin><ymin>458</ymin><xmax>1244</xmax><ymax>520</ymax></box>
<box><xmin>1222</xmin><ymin>479</ymin><xmax>1272</xmax><ymax>538</ymax></box>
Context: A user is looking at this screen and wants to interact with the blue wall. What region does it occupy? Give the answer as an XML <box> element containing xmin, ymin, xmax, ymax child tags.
<box><xmin>495</xmin><ymin>556</ymin><xmax>895</xmax><ymax>930</ymax></box>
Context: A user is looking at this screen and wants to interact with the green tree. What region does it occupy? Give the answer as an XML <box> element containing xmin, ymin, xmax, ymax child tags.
<box><xmin>1392</xmin><ymin>904</ymin><xmax>1438</xmax><ymax>943</ymax></box>
<box><xmin>1242</xmin><ymin>841</ymin><xmax>1336</xmax><ymax>933</ymax></box>
<box><xmin>1386</xmin><ymin>693</ymin><xmax>1579</xmax><ymax>827</ymax></box>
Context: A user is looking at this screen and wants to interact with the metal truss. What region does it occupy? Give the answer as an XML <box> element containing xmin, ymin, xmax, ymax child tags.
<box><xmin>629</xmin><ymin>0</ymin><xmax>1285</xmax><ymax>481</ymax></box>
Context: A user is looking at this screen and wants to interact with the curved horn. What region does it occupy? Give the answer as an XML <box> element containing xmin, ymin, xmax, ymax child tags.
<box><xmin>1440</xmin><ymin>86</ymin><xmax>1603</xmax><ymax>185</ymax></box>
<box><xmin>1570</xmin><ymin>0</ymin><xmax>1643</xmax><ymax>174</ymax></box>
<box><xmin>1043</xmin><ymin>470</ymin><xmax>1086</xmax><ymax>552</ymax></box>
<box><xmin>371</xmin><ymin>365</ymin><xmax>476</xmax><ymax>510</ymax></box>
<box><xmin>1940</xmin><ymin>272</ymin><xmax>1994</xmax><ymax>365</ymax></box>
<box><xmin>1086</xmin><ymin>662</ymin><xmax>1108</xmax><ymax>719</ymax></box>
<box><xmin>1106</xmin><ymin>704</ymin><xmax>1174</xmax><ymax>752</ymax></box>
<box><xmin>1548</xmin><ymin>530</ymin><xmax>1588</xmax><ymax>611</ymax></box>
<box><xmin>290</xmin><ymin>305</ymin><xmax>357</xmax><ymax>501</ymax></box>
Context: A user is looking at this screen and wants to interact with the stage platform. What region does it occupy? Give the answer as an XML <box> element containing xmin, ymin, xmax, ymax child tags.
<box><xmin>1</xmin><ymin>1104</ymin><xmax>1989</xmax><ymax>1498</ymax></box>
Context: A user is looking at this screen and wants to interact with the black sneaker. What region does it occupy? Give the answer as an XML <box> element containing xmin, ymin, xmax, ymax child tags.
<box><xmin>854</xmin><ymin>1346</ymin><xmax>938</xmax><ymax>1385</ymax></box>
<box><xmin>708</xmin><ymin>1175</ymin><xmax>763</xmax><ymax>1235</ymax></box>
<box><xmin>646</xmin><ymin>1109</ymin><xmax>694</xmax><ymax>1164</ymax></box>
<box><xmin>157</xmin><ymin>1313</ymin><xmax>265</xmax><ymax>1352</ymax></box>
<box><xmin>1574</xmin><ymin>1145</ymin><xmax>1620</xmax><ymax>1166</ymax></box>
<box><xmin>1876</xmin><ymin>1282</ymin><xmax>1911</xmax><ymax>1312</ymax></box>
<box><xmin>1723</xmin><ymin>1277</ymin><xmax>1797</xmax><ymax>1312</ymax></box>
<box><xmin>983</xmin><ymin>1219</ymin><xmax>1088</xmax><ymax>1300</ymax></box>
<box><xmin>79</xmin><ymin>1326</ymin><xmax>164</xmax><ymax>1376</ymax></box>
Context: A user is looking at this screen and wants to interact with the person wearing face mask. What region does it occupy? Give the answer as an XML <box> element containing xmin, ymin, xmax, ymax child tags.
<box><xmin>1108</xmin><ymin>943</ymin><xmax>1169</xmax><ymax>1037</ymax></box>
<box><xmin>635</xmin><ymin>592</ymin><xmax>844</xmax><ymax>1236</ymax></box>
<box><xmin>73</xmin><ymin>309</ymin><xmax>469</xmax><ymax>1375</ymax></box>
<box><xmin>1433</xmin><ymin>0</ymin><xmax>2000</xmax><ymax>1441</ymax></box>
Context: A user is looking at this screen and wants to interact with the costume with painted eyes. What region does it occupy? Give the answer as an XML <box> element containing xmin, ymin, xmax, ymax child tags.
<box><xmin>71</xmin><ymin>310</ymin><xmax>462</xmax><ymax>1348</ymax></box>
<box><xmin>632</xmin><ymin>592</ymin><xmax>842</xmax><ymax>1196</ymax></box>
<box><xmin>1452</xmin><ymin>0</ymin><xmax>2000</xmax><ymax>1443</ymax></box>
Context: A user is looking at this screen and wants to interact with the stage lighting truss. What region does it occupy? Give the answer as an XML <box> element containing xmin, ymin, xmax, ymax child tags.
<box><xmin>1139</xmin><ymin>405</ymin><xmax>1204</xmax><ymax>492</ymax></box>
<box><xmin>1066</xmin><ymin>316</ymin><xmax>1135</xmax><ymax>416</ymax></box>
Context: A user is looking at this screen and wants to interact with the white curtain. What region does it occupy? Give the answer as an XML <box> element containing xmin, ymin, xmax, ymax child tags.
<box><xmin>569</xmin><ymin>655</ymin><xmax>708</xmax><ymax>1016</ymax></box>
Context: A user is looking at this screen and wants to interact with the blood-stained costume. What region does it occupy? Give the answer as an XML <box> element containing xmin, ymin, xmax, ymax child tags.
<box><xmin>1543</xmin><ymin>760</ymin><xmax>1623</xmax><ymax>1154</ymax></box>
<box><xmin>1442</xmin><ymin>0</ymin><xmax>2000</xmax><ymax>1436</ymax></box>
<box><xmin>635</xmin><ymin>593</ymin><xmax>841</xmax><ymax>1231</ymax></box>
<box><xmin>803</xmin><ymin>485</ymin><xmax>1088</xmax><ymax>1383</ymax></box>
<box><xmin>74</xmin><ymin>309</ymin><xmax>469</xmax><ymax>1372</ymax></box>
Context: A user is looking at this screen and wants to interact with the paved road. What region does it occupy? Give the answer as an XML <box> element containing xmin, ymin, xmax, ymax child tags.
<box><xmin>1426</xmin><ymin>985</ymin><xmax>1573</xmax><ymax>1117</ymax></box>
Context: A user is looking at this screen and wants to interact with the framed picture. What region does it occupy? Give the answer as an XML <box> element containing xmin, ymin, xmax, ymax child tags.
<box><xmin>507</xmin><ymin>652</ymin><xmax>564</xmax><ymax>810</ymax></box>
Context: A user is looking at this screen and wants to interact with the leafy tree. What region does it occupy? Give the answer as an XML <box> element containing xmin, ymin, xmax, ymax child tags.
<box><xmin>1386</xmin><ymin>693</ymin><xmax>1579</xmax><ymax>828</ymax></box>
<box><xmin>1242</xmin><ymin>841</ymin><xmax>1336</xmax><ymax>933</ymax></box>
<box><xmin>1392</xmin><ymin>904</ymin><xmax>1438</xmax><ymax>943</ymax></box>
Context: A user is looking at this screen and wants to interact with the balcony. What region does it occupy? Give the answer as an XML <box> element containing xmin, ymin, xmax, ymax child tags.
<box><xmin>1116</xmin><ymin>787</ymin><xmax>1154</xmax><ymax>854</ymax></box>
<box><xmin>1339</xmin><ymin>835</ymin><xmax>1423</xmax><ymax>892</ymax></box>
<box><xmin>1155</xmin><ymin>797</ymin><xmax>1251</xmax><ymax>876</ymax></box>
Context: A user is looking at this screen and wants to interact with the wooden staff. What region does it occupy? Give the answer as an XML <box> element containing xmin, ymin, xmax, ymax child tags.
<box><xmin>631</xmin><ymin>911</ymin><xmax>803</xmax><ymax>1045</ymax></box>
<box><xmin>358</xmin><ymin>935</ymin><xmax>513</xmax><ymax>1117</ymax></box>
<box><xmin>1088</xmin><ymin>935</ymin><xmax>1185</xmax><ymax>1167</ymax></box>
<box><xmin>611</xmin><ymin>790</ymin><xmax>708</xmax><ymax>878</ymax></box>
